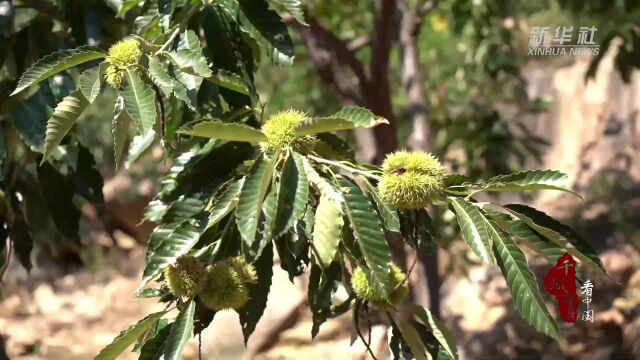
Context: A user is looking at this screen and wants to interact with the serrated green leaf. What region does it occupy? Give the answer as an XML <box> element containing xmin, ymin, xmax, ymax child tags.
<box><xmin>449</xmin><ymin>197</ymin><xmax>494</xmax><ymax>264</ymax></box>
<box><xmin>162</xmin><ymin>300</ymin><xmax>195</xmax><ymax>360</ymax></box>
<box><xmin>308</xmin><ymin>262</ymin><xmax>342</xmax><ymax>338</ymax></box>
<box><xmin>485</xmin><ymin>215</ymin><xmax>560</xmax><ymax>340</ymax></box>
<box><xmin>238</xmin><ymin>0</ymin><xmax>294</xmax><ymax>65</ymax></box>
<box><xmin>312</xmin><ymin>133</ymin><xmax>356</xmax><ymax>161</ymax></box>
<box><xmin>42</xmin><ymin>89</ymin><xmax>89</xmax><ymax>162</ymax></box>
<box><xmin>126</xmin><ymin>129</ymin><xmax>156</xmax><ymax>168</ymax></box>
<box><xmin>79</xmin><ymin>64</ymin><xmax>104</xmax><ymax>103</ymax></box>
<box><xmin>339</xmin><ymin>177</ymin><xmax>391</xmax><ymax>298</ymax></box>
<box><xmin>211</xmin><ymin>69</ymin><xmax>250</xmax><ymax>95</ymax></box>
<box><xmin>140</xmin><ymin>221</ymin><xmax>201</xmax><ymax>288</ymax></box>
<box><xmin>476</xmin><ymin>170</ymin><xmax>581</xmax><ymax>197</ymax></box>
<box><xmin>206</xmin><ymin>178</ymin><xmax>244</xmax><ymax>230</ymax></box>
<box><xmin>295</xmin><ymin>107</ymin><xmax>389</xmax><ymax>136</ymax></box>
<box><xmin>95</xmin><ymin>311</ymin><xmax>166</xmax><ymax>360</ymax></box>
<box><xmin>410</xmin><ymin>305</ymin><xmax>458</xmax><ymax>360</ymax></box>
<box><xmin>236</xmin><ymin>153</ymin><xmax>279</xmax><ymax>246</ymax></box>
<box><xmin>172</xmin><ymin>69</ymin><xmax>201</xmax><ymax>111</ymax></box>
<box><xmin>444</xmin><ymin>174</ymin><xmax>471</xmax><ymax>188</ymax></box>
<box><xmin>161</xmin><ymin>197</ymin><xmax>205</xmax><ymax>229</ymax></box>
<box><xmin>389</xmin><ymin>325</ymin><xmax>416</xmax><ymax>360</ymax></box>
<box><xmin>489</xmin><ymin>212</ymin><xmax>566</xmax><ymax>267</ymax></box>
<box><xmin>239</xmin><ymin>243</ymin><xmax>273</xmax><ymax>343</ymax></box>
<box><xmin>145</xmin><ymin>200</ymin><xmax>168</xmax><ymax>223</ymax></box>
<box><xmin>312</xmin><ymin>194</ymin><xmax>343</xmax><ymax>268</ymax></box>
<box><xmin>11</xmin><ymin>46</ymin><xmax>106</xmax><ymax>96</ymax></box>
<box><xmin>397</xmin><ymin>320</ymin><xmax>429</xmax><ymax>360</ymax></box>
<box><xmin>273</xmin><ymin>152</ymin><xmax>309</xmax><ymax>237</ymax></box>
<box><xmin>504</xmin><ymin>204</ymin><xmax>606</xmax><ymax>274</ymax></box>
<box><xmin>177</xmin><ymin>120</ymin><xmax>267</xmax><ymax>142</ymax></box>
<box><xmin>303</xmin><ymin>157</ymin><xmax>340</xmax><ymax>199</ymax></box>
<box><xmin>266</xmin><ymin>0</ymin><xmax>307</xmax><ymax>25</ymax></box>
<box><xmin>112</xmin><ymin>96</ymin><xmax>131</xmax><ymax>170</ymax></box>
<box><xmin>166</xmin><ymin>30</ymin><xmax>212</xmax><ymax>77</ymax></box>
<box><xmin>364</xmin><ymin>178</ymin><xmax>400</xmax><ymax>233</ymax></box>
<box><xmin>122</xmin><ymin>68</ymin><xmax>157</xmax><ymax>134</ymax></box>
<box><xmin>148</xmin><ymin>56</ymin><xmax>174</xmax><ymax>97</ymax></box>
<box><xmin>169</xmin><ymin>49</ymin><xmax>213</xmax><ymax>78</ymax></box>
<box><xmin>138</xmin><ymin>320</ymin><xmax>171</xmax><ymax>360</ymax></box>
<box><xmin>134</xmin><ymin>318</ymin><xmax>168</xmax><ymax>352</ymax></box>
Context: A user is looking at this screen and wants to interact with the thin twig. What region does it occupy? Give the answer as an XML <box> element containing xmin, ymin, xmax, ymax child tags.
<box><xmin>354</xmin><ymin>301</ymin><xmax>379</xmax><ymax>360</ymax></box>
<box><xmin>156</xmin><ymin>28</ymin><xmax>180</xmax><ymax>54</ymax></box>
<box><xmin>307</xmin><ymin>155</ymin><xmax>380</xmax><ymax>180</ymax></box>
<box><xmin>155</xmin><ymin>2</ymin><xmax>203</xmax><ymax>55</ymax></box>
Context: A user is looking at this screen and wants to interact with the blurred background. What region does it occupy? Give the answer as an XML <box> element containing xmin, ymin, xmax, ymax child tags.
<box><xmin>1</xmin><ymin>0</ymin><xmax>639</xmax><ymax>359</ymax></box>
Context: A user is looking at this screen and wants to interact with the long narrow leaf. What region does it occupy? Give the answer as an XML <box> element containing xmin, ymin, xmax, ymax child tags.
<box><xmin>177</xmin><ymin>120</ymin><xmax>267</xmax><ymax>143</ymax></box>
<box><xmin>12</xmin><ymin>46</ymin><xmax>106</xmax><ymax>96</ymax></box>
<box><xmin>163</xmin><ymin>300</ymin><xmax>195</xmax><ymax>360</ymax></box>
<box><xmin>339</xmin><ymin>178</ymin><xmax>391</xmax><ymax>298</ymax></box>
<box><xmin>295</xmin><ymin>107</ymin><xmax>389</xmax><ymax>136</ymax></box>
<box><xmin>79</xmin><ymin>64</ymin><xmax>104</xmax><ymax>103</ymax></box>
<box><xmin>449</xmin><ymin>197</ymin><xmax>494</xmax><ymax>264</ymax></box>
<box><xmin>140</xmin><ymin>221</ymin><xmax>201</xmax><ymax>288</ymax></box>
<box><xmin>410</xmin><ymin>305</ymin><xmax>458</xmax><ymax>360</ymax></box>
<box><xmin>485</xmin><ymin>215</ymin><xmax>560</xmax><ymax>340</ymax></box>
<box><xmin>273</xmin><ymin>152</ymin><xmax>309</xmax><ymax>237</ymax></box>
<box><xmin>364</xmin><ymin>178</ymin><xmax>400</xmax><ymax>233</ymax></box>
<box><xmin>312</xmin><ymin>194</ymin><xmax>344</xmax><ymax>268</ymax></box>
<box><xmin>478</xmin><ymin>170</ymin><xmax>581</xmax><ymax>197</ymax></box>
<box><xmin>205</xmin><ymin>178</ymin><xmax>244</xmax><ymax>230</ymax></box>
<box><xmin>504</xmin><ymin>204</ymin><xmax>606</xmax><ymax>274</ymax></box>
<box><xmin>112</xmin><ymin>96</ymin><xmax>131</xmax><ymax>169</ymax></box>
<box><xmin>95</xmin><ymin>311</ymin><xmax>166</xmax><ymax>360</ymax></box>
<box><xmin>42</xmin><ymin>89</ymin><xmax>89</xmax><ymax>162</ymax></box>
<box><xmin>122</xmin><ymin>68</ymin><xmax>157</xmax><ymax>134</ymax></box>
<box><xmin>236</xmin><ymin>153</ymin><xmax>279</xmax><ymax>246</ymax></box>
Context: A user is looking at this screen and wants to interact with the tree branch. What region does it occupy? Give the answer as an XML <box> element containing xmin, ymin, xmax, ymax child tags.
<box><xmin>302</xmin><ymin>11</ymin><xmax>369</xmax><ymax>87</ymax></box>
<box><xmin>400</xmin><ymin>0</ymin><xmax>437</xmax><ymax>151</ymax></box>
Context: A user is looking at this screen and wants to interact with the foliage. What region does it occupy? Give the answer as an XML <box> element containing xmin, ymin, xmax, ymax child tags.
<box><xmin>1</xmin><ymin>0</ymin><xmax>610</xmax><ymax>359</ymax></box>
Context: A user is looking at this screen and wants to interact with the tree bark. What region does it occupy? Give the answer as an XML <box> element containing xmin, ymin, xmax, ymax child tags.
<box><xmin>399</xmin><ymin>0</ymin><xmax>440</xmax><ymax>316</ymax></box>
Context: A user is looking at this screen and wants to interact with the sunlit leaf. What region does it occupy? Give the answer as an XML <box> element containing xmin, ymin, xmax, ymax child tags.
<box><xmin>11</xmin><ymin>46</ymin><xmax>106</xmax><ymax>96</ymax></box>
<box><xmin>238</xmin><ymin>0</ymin><xmax>294</xmax><ymax>65</ymax></box>
<box><xmin>311</xmin><ymin>193</ymin><xmax>343</xmax><ymax>268</ymax></box>
<box><xmin>364</xmin><ymin>178</ymin><xmax>400</xmax><ymax>233</ymax></box>
<box><xmin>410</xmin><ymin>305</ymin><xmax>458</xmax><ymax>360</ymax></box>
<box><xmin>448</xmin><ymin>197</ymin><xmax>494</xmax><ymax>264</ymax></box>
<box><xmin>94</xmin><ymin>311</ymin><xmax>166</xmax><ymax>360</ymax></box>
<box><xmin>42</xmin><ymin>89</ymin><xmax>89</xmax><ymax>162</ymax></box>
<box><xmin>266</xmin><ymin>0</ymin><xmax>307</xmax><ymax>25</ymax></box>
<box><xmin>295</xmin><ymin>107</ymin><xmax>389</xmax><ymax>136</ymax></box>
<box><xmin>79</xmin><ymin>64</ymin><xmax>104</xmax><ymax>103</ymax></box>
<box><xmin>339</xmin><ymin>177</ymin><xmax>391</xmax><ymax>298</ymax></box>
<box><xmin>112</xmin><ymin>96</ymin><xmax>131</xmax><ymax>169</ymax></box>
<box><xmin>236</xmin><ymin>153</ymin><xmax>279</xmax><ymax>247</ymax></box>
<box><xmin>177</xmin><ymin>120</ymin><xmax>266</xmax><ymax>142</ymax></box>
<box><xmin>162</xmin><ymin>300</ymin><xmax>195</xmax><ymax>360</ymax></box>
<box><xmin>148</xmin><ymin>56</ymin><xmax>174</xmax><ymax>97</ymax></box>
<box><xmin>121</xmin><ymin>68</ymin><xmax>157</xmax><ymax>134</ymax></box>
<box><xmin>477</xmin><ymin>170</ymin><xmax>581</xmax><ymax>197</ymax></box>
<box><xmin>273</xmin><ymin>152</ymin><xmax>309</xmax><ymax>237</ymax></box>
<box><xmin>239</xmin><ymin>244</ymin><xmax>273</xmax><ymax>343</ymax></box>
<box><xmin>485</xmin><ymin>215</ymin><xmax>560</xmax><ymax>340</ymax></box>
<box><xmin>504</xmin><ymin>204</ymin><xmax>606</xmax><ymax>275</ymax></box>
<box><xmin>140</xmin><ymin>221</ymin><xmax>201</xmax><ymax>288</ymax></box>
